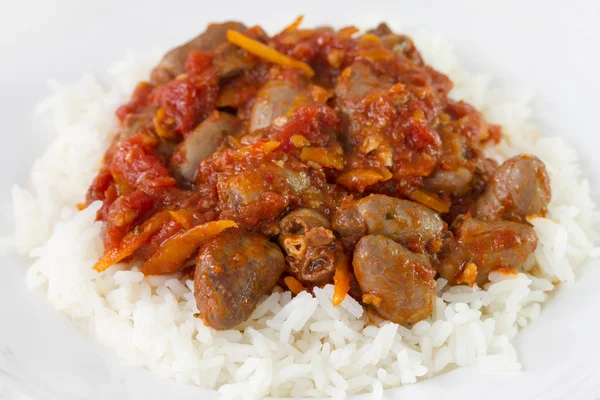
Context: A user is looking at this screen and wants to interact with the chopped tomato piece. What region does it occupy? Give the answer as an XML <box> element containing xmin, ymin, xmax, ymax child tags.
<box><xmin>115</xmin><ymin>82</ymin><xmax>154</xmax><ymax>122</ymax></box>
<box><xmin>185</xmin><ymin>50</ymin><xmax>214</xmax><ymax>74</ymax></box>
<box><xmin>150</xmin><ymin>68</ymin><xmax>219</xmax><ymax>135</ymax></box>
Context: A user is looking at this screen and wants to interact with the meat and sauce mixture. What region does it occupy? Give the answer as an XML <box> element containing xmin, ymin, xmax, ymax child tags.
<box><xmin>86</xmin><ymin>19</ymin><xmax>551</xmax><ymax>330</ymax></box>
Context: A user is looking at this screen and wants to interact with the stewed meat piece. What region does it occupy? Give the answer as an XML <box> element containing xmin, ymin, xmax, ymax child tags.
<box><xmin>423</xmin><ymin>99</ymin><xmax>498</xmax><ymax>199</ymax></box>
<box><xmin>473</xmin><ymin>154</ymin><xmax>551</xmax><ymax>222</ymax></box>
<box><xmin>151</xmin><ymin>21</ymin><xmax>247</xmax><ymax>85</ymax></box>
<box><xmin>194</xmin><ymin>229</ymin><xmax>285</xmax><ymax>330</ymax></box>
<box><xmin>280</xmin><ymin>208</ymin><xmax>331</xmax><ymax>231</ymax></box>
<box><xmin>424</xmin><ymin>167</ymin><xmax>474</xmax><ymax>196</ymax></box>
<box><xmin>170</xmin><ymin>112</ymin><xmax>243</xmax><ymax>184</ymax></box>
<box><xmin>335</xmin><ymin>62</ymin><xmax>389</xmax><ymax>103</ymax></box>
<box><xmin>278</xmin><ymin>209</ymin><xmax>340</xmax><ymax>286</ymax></box>
<box><xmin>437</xmin><ymin>215</ymin><xmax>538</xmax><ymax>286</ymax></box>
<box><xmin>423</xmin><ymin>128</ymin><xmax>475</xmax><ymax>197</ymax></box>
<box><xmin>368</xmin><ymin>23</ymin><xmax>424</xmax><ymax>65</ymax></box>
<box><xmin>211</xmin><ymin>41</ymin><xmax>257</xmax><ymax>79</ymax></box>
<box><xmin>332</xmin><ymin>194</ymin><xmax>444</xmax><ymax>249</ymax></box>
<box><xmin>353</xmin><ymin>235</ymin><xmax>436</xmax><ymax>324</ymax></box>
<box><xmin>334</xmin><ymin>61</ymin><xmax>392</xmax><ymax>149</ymax></box>
<box><xmin>249</xmin><ymin>71</ymin><xmax>312</xmax><ymax>132</ymax></box>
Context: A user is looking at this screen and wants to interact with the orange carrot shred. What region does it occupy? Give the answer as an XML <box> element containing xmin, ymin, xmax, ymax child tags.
<box><xmin>408</xmin><ymin>188</ymin><xmax>450</xmax><ymax>213</ymax></box>
<box><xmin>338</xmin><ymin>26</ymin><xmax>359</xmax><ymax>38</ymax></box>
<box><xmin>332</xmin><ymin>253</ymin><xmax>351</xmax><ymax>307</ymax></box>
<box><xmin>290</xmin><ymin>135</ymin><xmax>310</xmax><ymax>148</ymax></box>
<box><xmin>300</xmin><ymin>147</ymin><xmax>344</xmax><ymax>170</ymax></box>
<box><xmin>283</xmin><ymin>15</ymin><xmax>304</xmax><ymax>33</ymax></box>
<box><xmin>260</xmin><ymin>140</ymin><xmax>281</xmax><ymax>153</ymax></box>
<box><xmin>336</xmin><ymin>168</ymin><xmax>385</xmax><ymax>193</ymax></box>
<box><xmin>93</xmin><ymin>211</ymin><xmax>171</xmax><ymax>272</ymax></box>
<box><xmin>226</xmin><ymin>30</ymin><xmax>315</xmax><ymax>77</ymax></box>
<box><xmin>284</xmin><ymin>276</ymin><xmax>306</xmax><ymax>295</ymax></box>
<box><xmin>141</xmin><ymin>220</ymin><xmax>237</xmax><ymax>276</ymax></box>
<box><xmin>168</xmin><ymin>209</ymin><xmax>197</xmax><ymax>230</ymax></box>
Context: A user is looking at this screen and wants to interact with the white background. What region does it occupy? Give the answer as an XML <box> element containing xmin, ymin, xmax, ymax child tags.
<box><xmin>1</xmin><ymin>0</ymin><xmax>599</xmax><ymax>399</ymax></box>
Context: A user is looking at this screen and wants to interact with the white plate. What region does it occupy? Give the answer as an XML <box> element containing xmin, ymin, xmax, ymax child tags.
<box><xmin>1</xmin><ymin>1</ymin><xmax>600</xmax><ymax>399</ymax></box>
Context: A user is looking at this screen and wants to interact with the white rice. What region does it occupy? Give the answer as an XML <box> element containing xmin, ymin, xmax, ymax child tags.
<box><xmin>5</xmin><ymin>27</ymin><xmax>600</xmax><ymax>400</ymax></box>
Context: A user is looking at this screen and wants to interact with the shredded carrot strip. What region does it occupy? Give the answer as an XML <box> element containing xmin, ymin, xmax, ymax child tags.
<box><xmin>409</xmin><ymin>188</ymin><xmax>450</xmax><ymax>213</ymax></box>
<box><xmin>93</xmin><ymin>211</ymin><xmax>171</xmax><ymax>272</ymax></box>
<box><xmin>338</xmin><ymin>26</ymin><xmax>359</xmax><ymax>38</ymax></box>
<box><xmin>359</xmin><ymin>33</ymin><xmax>382</xmax><ymax>48</ymax></box>
<box><xmin>380</xmin><ymin>168</ymin><xmax>393</xmax><ymax>181</ymax></box>
<box><xmin>284</xmin><ymin>276</ymin><xmax>306</xmax><ymax>295</ymax></box>
<box><xmin>226</xmin><ymin>30</ymin><xmax>315</xmax><ymax>77</ymax></box>
<box><xmin>309</xmin><ymin>84</ymin><xmax>333</xmax><ymax>103</ymax></box>
<box><xmin>290</xmin><ymin>135</ymin><xmax>310</xmax><ymax>148</ymax></box>
<box><xmin>359</xmin><ymin>48</ymin><xmax>394</xmax><ymax>62</ymax></box>
<box><xmin>141</xmin><ymin>220</ymin><xmax>238</xmax><ymax>275</ymax></box>
<box><xmin>76</xmin><ymin>203</ymin><xmax>87</xmax><ymax>211</ymax></box>
<box><xmin>283</xmin><ymin>15</ymin><xmax>304</xmax><ymax>32</ymax></box>
<box><xmin>332</xmin><ymin>253</ymin><xmax>351</xmax><ymax>307</ymax></box>
<box><xmin>260</xmin><ymin>140</ymin><xmax>281</xmax><ymax>153</ymax></box>
<box><xmin>168</xmin><ymin>209</ymin><xmax>198</xmax><ymax>230</ymax></box>
<box><xmin>336</xmin><ymin>168</ymin><xmax>385</xmax><ymax>192</ymax></box>
<box><xmin>300</xmin><ymin>147</ymin><xmax>344</xmax><ymax>170</ymax></box>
